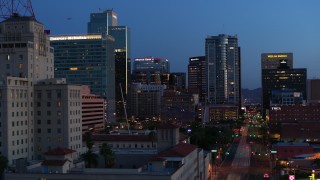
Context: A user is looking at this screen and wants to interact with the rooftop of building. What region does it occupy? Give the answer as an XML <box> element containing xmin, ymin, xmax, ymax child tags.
<box><xmin>273</xmin><ymin>142</ymin><xmax>310</xmax><ymax>147</ymax></box>
<box><xmin>92</xmin><ymin>134</ymin><xmax>151</xmax><ymax>142</ymax></box>
<box><xmin>156</xmin><ymin>123</ymin><xmax>180</xmax><ymax>130</ymax></box>
<box><xmin>42</xmin><ymin>160</ymin><xmax>69</xmax><ymax>166</ymax></box>
<box><xmin>153</xmin><ymin>143</ymin><xmax>197</xmax><ymax>158</ymax></box>
<box><xmin>45</xmin><ymin>147</ymin><xmax>76</xmax><ymax>156</ymax></box>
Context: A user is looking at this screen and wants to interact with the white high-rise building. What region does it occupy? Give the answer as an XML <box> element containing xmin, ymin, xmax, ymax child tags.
<box><xmin>0</xmin><ymin>15</ymin><xmax>55</xmax><ymax>165</ymax></box>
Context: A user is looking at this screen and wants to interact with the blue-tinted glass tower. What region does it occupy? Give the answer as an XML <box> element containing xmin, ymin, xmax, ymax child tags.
<box><xmin>205</xmin><ymin>34</ymin><xmax>241</xmax><ymax>106</ymax></box>
<box><xmin>88</xmin><ymin>10</ymin><xmax>131</xmax><ymax>121</ymax></box>
<box><xmin>50</xmin><ymin>34</ymin><xmax>116</xmax><ymax>122</ymax></box>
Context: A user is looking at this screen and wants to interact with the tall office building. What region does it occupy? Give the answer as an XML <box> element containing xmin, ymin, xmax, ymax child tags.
<box><xmin>205</xmin><ymin>34</ymin><xmax>241</xmax><ymax>106</ymax></box>
<box><xmin>188</xmin><ymin>56</ymin><xmax>206</xmax><ymax>102</ymax></box>
<box><xmin>87</xmin><ymin>10</ymin><xmax>118</xmax><ymax>34</ymax></box>
<box><xmin>0</xmin><ymin>15</ymin><xmax>54</xmax><ymax>165</ymax></box>
<box><xmin>50</xmin><ymin>34</ymin><xmax>116</xmax><ymax>122</ymax></box>
<box><xmin>261</xmin><ymin>53</ymin><xmax>293</xmax><ymax>70</ymax></box>
<box><xmin>128</xmin><ymin>83</ymin><xmax>163</xmax><ymax>119</ymax></box>
<box><xmin>168</xmin><ymin>72</ymin><xmax>186</xmax><ymax>91</ymax></box>
<box><xmin>88</xmin><ymin>10</ymin><xmax>131</xmax><ymax>121</ymax></box>
<box><xmin>261</xmin><ymin>60</ymin><xmax>307</xmax><ymax>111</ymax></box>
<box><xmin>109</xmin><ymin>26</ymin><xmax>131</xmax><ymax>120</ymax></box>
<box><xmin>133</xmin><ymin>57</ymin><xmax>170</xmax><ymax>85</ymax></box>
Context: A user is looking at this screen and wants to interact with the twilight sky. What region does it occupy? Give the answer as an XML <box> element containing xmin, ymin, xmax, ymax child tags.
<box><xmin>33</xmin><ymin>0</ymin><xmax>320</xmax><ymax>89</ymax></box>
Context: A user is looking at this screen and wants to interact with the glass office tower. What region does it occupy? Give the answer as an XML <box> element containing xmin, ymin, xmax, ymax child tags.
<box><xmin>50</xmin><ymin>34</ymin><xmax>116</xmax><ymax>122</ymax></box>
<box><xmin>188</xmin><ymin>56</ymin><xmax>206</xmax><ymax>102</ymax></box>
<box><xmin>133</xmin><ymin>57</ymin><xmax>170</xmax><ymax>85</ymax></box>
<box><xmin>205</xmin><ymin>34</ymin><xmax>241</xmax><ymax>106</ymax></box>
<box><xmin>88</xmin><ymin>10</ymin><xmax>131</xmax><ymax>121</ymax></box>
<box><xmin>87</xmin><ymin>10</ymin><xmax>118</xmax><ymax>34</ymax></box>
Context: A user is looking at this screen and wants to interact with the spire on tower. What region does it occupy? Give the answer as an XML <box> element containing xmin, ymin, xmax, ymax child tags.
<box><xmin>0</xmin><ymin>0</ymin><xmax>35</xmax><ymax>19</ymax></box>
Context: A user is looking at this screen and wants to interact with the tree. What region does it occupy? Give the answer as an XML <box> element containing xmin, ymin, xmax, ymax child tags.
<box><xmin>99</xmin><ymin>143</ymin><xmax>115</xmax><ymax>168</ymax></box>
<box><xmin>83</xmin><ymin>131</ymin><xmax>94</xmax><ymax>150</ymax></box>
<box><xmin>81</xmin><ymin>150</ymin><xmax>98</xmax><ymax>168</ymax></box>
<box><xmin>148</xmin><ymin>131</ymin><xmax>157</xmax><ymax>148</ymax></box>
<box><xmin>0</xmin><ymin>155</ymin><xmax>8</xmax><ymax>180</ymax></box>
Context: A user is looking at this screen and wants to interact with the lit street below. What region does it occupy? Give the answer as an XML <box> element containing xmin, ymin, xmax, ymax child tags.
<box><xmin>216</xmin><ymin>112</ymin><xmax>271</xmax><ymax>180</ymax></box>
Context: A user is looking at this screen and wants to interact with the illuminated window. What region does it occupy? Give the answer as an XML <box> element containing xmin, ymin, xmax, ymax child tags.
<box><xmin>56</xmin><ymin>101</ymin><xmax>61</xmax><ymax>107</ymax></box>
<box><xmin>19</xmin><ymin>64</ymin><xmax>24</xmax><ymax>69</ymax></box>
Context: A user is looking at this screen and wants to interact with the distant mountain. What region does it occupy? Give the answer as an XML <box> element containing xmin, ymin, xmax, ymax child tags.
<box><xmin>242</xmin><ymin>88</ymin><xmax>262</xmax><ymax>104</ymax></box>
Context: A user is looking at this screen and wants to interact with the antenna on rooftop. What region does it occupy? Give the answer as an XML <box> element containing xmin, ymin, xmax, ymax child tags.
<box><xmin>0</xmin><ymin>0</ymin><xmax>35</xmax><ymax>19</ymax></box>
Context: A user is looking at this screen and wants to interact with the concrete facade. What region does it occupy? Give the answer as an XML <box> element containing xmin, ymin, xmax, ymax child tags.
<box><xmin>34</xmin><ymin>79</ymin><xmax>82</xmax><ymax>160</ymax></box>
<box><xmin>81</xmin><ymin>86</ymin><xmax>105</xmax><ymax>133</ymax></box>
<box><xmin>0</xmin><ymin>15</ymin><xmax>54</xmax><ymax>165</ymax></box>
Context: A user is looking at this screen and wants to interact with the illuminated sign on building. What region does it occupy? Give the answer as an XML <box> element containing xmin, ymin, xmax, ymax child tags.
<box><xmin>135</xmin><ymin>58</ymin><xmax>168</xmax><ymax>62</ymax></box>
<box><xmin>135</xmin><ymin>58</ymin><xmax>153</xmax><ymax>61</ymax></box>
<box><xmin>267</xmin><ymin>54</ymin><xmax>288</xmax><ymax>58</ymax></box>
<box><xmin>190</xmin><ymin>58</ymin><xmax>199</xmax><ymax>61</ymax></box>
<box><xmin>50</xmin><ymin>35</ymin><xmax>102</xmax><ymax>41</ymax></box>
<box><xmin>271</xmin><ymin>107</ymin><xmax>281</xmax><ymax>111</ymax></box>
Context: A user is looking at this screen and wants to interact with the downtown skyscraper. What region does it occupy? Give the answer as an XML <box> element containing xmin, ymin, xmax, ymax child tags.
<box><xmin>205</xmin><ymin>34</ymin><xmax>241</xmax><ymax>106</ymax></box>
<box><xmin>261</xmin><ymin>53</ymin><xmax>306</xmax><ymax>113</ymax></box>
<box><xmin>88</xmin><ymin>10</ymin><xmax>131</xmax><ymax>121</ymax></box>
<box><xmin>188</xmin><ymin>56</ymin><xmax>206</xmax><ymax>102</ymax></box>
<box><xmin>50</xmin><ymin>34</ymin><xmax>116</xmax><ymax>122</ymax></box>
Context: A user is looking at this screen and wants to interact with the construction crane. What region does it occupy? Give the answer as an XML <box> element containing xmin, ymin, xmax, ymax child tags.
<box><xmin>120</xmin><ymin>83</ymin><xmax>130</xmax><ymax>134</ymax></box>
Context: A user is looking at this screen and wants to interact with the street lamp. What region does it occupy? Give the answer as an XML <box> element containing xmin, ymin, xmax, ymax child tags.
<box><xmin>211</xmin><ymin>149</ymin><xmax>217</xmax><ymax>177</ymax></box>
<box><xmin>270</xmin><ymin>150</ymin><xmax>277</xmax><ymax>179</ymax></box>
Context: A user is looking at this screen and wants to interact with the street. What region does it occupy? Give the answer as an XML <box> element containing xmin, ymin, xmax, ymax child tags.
<box><xmin>216</xmin><ymin>110</ymin><xmax>271</xmax><ymax>180</ymax></box>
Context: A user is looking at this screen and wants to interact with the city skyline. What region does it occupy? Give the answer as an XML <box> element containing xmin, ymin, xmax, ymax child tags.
<box><xmin>32</xmin><ymin>0</ymin><xmax>320</xmax><ymax>89</ymax></box>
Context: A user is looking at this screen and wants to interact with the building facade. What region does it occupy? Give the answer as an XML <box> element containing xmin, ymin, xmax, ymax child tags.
<box><xmin>205</xmin><ymin>34</ymin><xmax>241</xmax><ymax>106</ymax></box>
<box><xmin>81</xmin><ymin>86</ymin><xmax>105</xmax><ymax>133</ymax></box>
<box><xmin>50</xmin><ymin>34</ymin><xmax>116</xmax><ymax>122</ymax></box>
<box><xmin>270</xmin><ymin>89</ymin><xmax>304</xmax><ymax>106</ymax></box>
<box><xmin>87</xmin><ymin>10</ymin><xmax>118</xmax><ymax>34</ymax></box>
<box><xmin>133</xmin><ymin>57</ymin><xmax>170</xmax><ymax>85</ymax></box>
<box><xmin>128</xmin><ymin>83</ymin><xmax>164</xmax><ymax>120</ymax></box>
<box><xmin>161</xmin><ymin>90</ymin><xmax>197</xmax><ymax>123</ymax></box>
<box><xmin>307</xmin><ymin>79</ymin><xmax>320</xmax><ymax>104</ymax></box>
<box><xmin>0</xmin><ymin>15</ymin><xmax>54</xmax><ymax>165</ymax></box>
<box><xmin>168</xmin><ymin>72</ymin><xmax>186</xmax><ymax>91</ymax></box>
<box><xmin>261</xmin><ymin>53</ymin><xmax>293</xmax><ymax>70</ymax></box>
<box><xmin>262</xmin><ymin>66</ymin><xmax>307</xmax><ymax>111</ymax></box>
<box><xmin>109</xmin><ymin>26</ymin><xmax>131</xmax><ymax>121</ymax></box>
<box><xmin>208</xmin><ymin>105</ymin><xmax>239</xmax><ymax>122</ymax></box>
<box><xmin>34</xmin><ymin>79</ymin><xmax>82</xmax><ymax>160</ymax></box>
<box><xmin>87</xmin><ymin>10</ymin><xmax>131</xmax><ymax>121</ymax></box>
<box><xmin>188</xmin><ymin>56</ymin><xmax>206</xmax><ymax>102</ymax></box>
<box><xmin>269</xmin><ymin>104</ymin><xmax>320</xmax><ymax>124</ymax></box>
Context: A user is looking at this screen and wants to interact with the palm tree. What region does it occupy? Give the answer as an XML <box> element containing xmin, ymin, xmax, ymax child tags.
<box><xmin>83</xmin><ymin>131</ymin><xmax>94</xmax><ymax>150</ymax></box>
<box><xmin>99</xmin><ymin>143</ymin><xmax>115</xmax><ymax>168</ymax></box>
<box><xmin>0</xmin><ymin>155</ymin><xmax>8</xmax><ymax>180</ymax></box>
<box><xmin>81</xmin><ymin>150</ymin><xmax>98</xmax><ymax>168</ymax></box>
<box><xmin>148</xmin><ymin>131</ymin><xmax>157</xmax><ymax>148</ymax></box>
